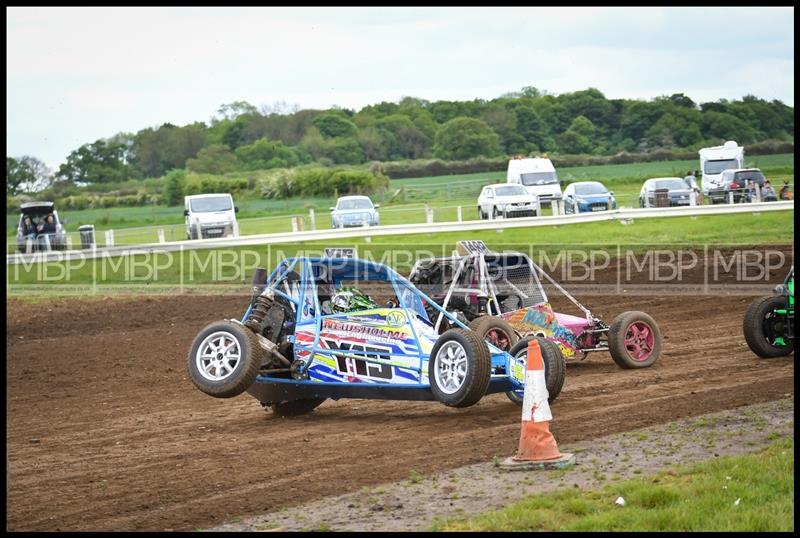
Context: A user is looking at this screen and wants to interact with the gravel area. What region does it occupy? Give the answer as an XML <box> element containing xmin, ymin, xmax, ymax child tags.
<box><xmin>209</xmin><ymin>396</ymin><xmax>794</xmax><ymax>532</ymax></box>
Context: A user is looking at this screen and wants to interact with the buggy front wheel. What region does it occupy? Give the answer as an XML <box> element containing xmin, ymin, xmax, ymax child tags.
<box><xmin>187</xmin><ymin>320</ymin><xmax>263</xmax><ymax>398</ymax></box>
<box><xmin>428</xmin><ymin>329</ymin><xmax>491</xmax><ymax>408</ymax></box>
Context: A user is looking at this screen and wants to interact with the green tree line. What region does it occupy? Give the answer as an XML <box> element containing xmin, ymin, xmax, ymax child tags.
<box><xmin>7</xmin><ymin>88</ymin><xmax>794</xmax><ymax>196</ymax></box>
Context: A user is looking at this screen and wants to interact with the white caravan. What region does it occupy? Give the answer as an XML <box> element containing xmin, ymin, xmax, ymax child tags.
<box><xmin>699</xmin><ymin>141</ymin><xmax>745</xmax><ymax>195</ymax></box>
<box><xmin>506</xmin><ymin>157</ymin><xmax>563</xmax><ymax>206</ymax></box>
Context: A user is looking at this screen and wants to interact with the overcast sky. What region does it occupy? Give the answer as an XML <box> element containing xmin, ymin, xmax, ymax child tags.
<box><xmin>6</xmin><ymin>6</ymin><xmax>795</xmax><ymax>171</ymax></box>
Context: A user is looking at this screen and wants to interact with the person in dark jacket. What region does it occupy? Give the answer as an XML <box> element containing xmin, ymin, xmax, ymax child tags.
<box><xmin>38</xmin><ymin>214</ymin><xmax>56</xmax><ymax>235</ymax></box>
<box><xmin>21</xmin><ymin>216</ymin><xmax>37</xmax><ymax>236</ymax></box>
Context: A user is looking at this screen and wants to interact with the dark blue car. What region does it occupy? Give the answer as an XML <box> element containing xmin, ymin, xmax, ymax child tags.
<box><xmin>563</xmin><ymin>181</ymin><xmax>617</xmax><ymax>214</ymax></box>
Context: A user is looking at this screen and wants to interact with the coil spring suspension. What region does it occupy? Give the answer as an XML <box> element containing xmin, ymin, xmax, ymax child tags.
<box><xmin>244</xmin><ymin>292</ymin><xmax>273</xmax><ymax>333</ymax></box>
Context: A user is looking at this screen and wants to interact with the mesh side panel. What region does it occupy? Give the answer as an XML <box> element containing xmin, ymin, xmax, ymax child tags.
<box><xmin>485</xmin><ymin>254</ymin><xmax>547</xmax><ymax>308</ymax></box>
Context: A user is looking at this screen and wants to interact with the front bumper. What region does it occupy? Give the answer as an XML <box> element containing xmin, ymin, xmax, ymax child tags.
<box><xmin>498</xmin><ymin>204</ymin><xmax>539</xmax><ymax>218</ymax></box>
<box><xmin>199</xmin><ymin>223</ymin><xmax>234</xmax><ymax>238</ymax></box>
<box><xmin>577</xmin><ymin>201</ymin><xmax>615</xmax><ymax>212</ymax></box>
<box><xmin>333</xmin><ymin>215</ymin><xmax>378</xmax><ymax>228</ymax></box>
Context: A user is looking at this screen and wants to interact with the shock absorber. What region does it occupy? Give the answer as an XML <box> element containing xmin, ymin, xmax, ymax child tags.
<box><xmin>244</xmin><ymin>268</ymin><xmax>273</xmax><ymax>333</ymax></box>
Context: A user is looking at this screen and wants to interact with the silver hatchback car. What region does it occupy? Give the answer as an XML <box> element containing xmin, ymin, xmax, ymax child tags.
<box><xmin>16</xmin><ymin>201</ymin><xmax>67</xmax><ymax>252</ymax></box>
<box><xmin>330</xmin><ymin>195</ymin><xmax>380</xmax><ymax>228</ymax></box>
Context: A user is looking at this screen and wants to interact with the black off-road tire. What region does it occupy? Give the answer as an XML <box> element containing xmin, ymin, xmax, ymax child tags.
<box><xmin>428</xmin><ymin>328</ymin><xmax>492</xmax><ymax>408</ymax></box>
<box><xmin>609</xmin><ymin>311</ymin><xmax>662</xmax><ymax>369</ymax></box>
<box><xmin>505</xmin><ymin>336</ymin><xmax>566</xmax><ymax>405</ymax></box>
<box><xmin>187</xmin><ymin>320</ymin><xmax>263</xmax><ymax>398</ymax></box>
<box><xmin>270</xmin><ymin>398</ymin><xmax>327</xmax><ymax>417</ymax></box>
<box><xmin>469</xmin><ymin>316</ymin><xmax>519</xmax><ymax>352</ymax></box>
<box><xmin>743</xmin><ymin>295</ymin><xmax>794</xmax><ymax>358</ymax></box>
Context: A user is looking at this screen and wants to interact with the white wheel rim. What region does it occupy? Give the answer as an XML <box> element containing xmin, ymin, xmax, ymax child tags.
<box><xmin>196</xmin><ymin>331</ymin><xmax>242</xmax><ymax>382</ymax></box>
<box><xmin>434</xmin><ymin>341</ymin><xmax>468</xmax><ymax>395</ymax></box>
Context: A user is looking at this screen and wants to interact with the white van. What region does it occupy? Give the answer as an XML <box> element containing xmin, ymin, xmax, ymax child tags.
<box><xmin>184</xmin><ymin>193</ymin><xmax>239</xmax><ymax>240</ymax></box>
<box><xmin>699</xmin><ymin>141</ymin><xmax>744</xmax><ymax>195</ymax></box>
<box><xmin>506</xmin><ymin>157</ymin><xmax>563</xmax><ymax>206</ymax></box>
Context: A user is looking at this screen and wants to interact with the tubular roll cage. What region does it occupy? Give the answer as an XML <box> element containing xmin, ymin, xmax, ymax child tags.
<box><xmin>409</xmin><ymin>250</ymin><xmax>612</xmax><ymax>355</ymax></box>
<box><xmin>241</xmin><ymin>257</ymin><xmax>482</xmax><ymax>378</ymax></box>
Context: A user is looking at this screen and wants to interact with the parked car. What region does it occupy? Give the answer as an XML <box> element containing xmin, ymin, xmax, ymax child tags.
<box><xmin>185</xmin><ymin>193</ymin><xmax>239</xmax><ymax>239</ymax></box>
<box><xmin>506</xmin><ymin>157</ymin><xmax>563</xmax><ymax>207</ymax></box>
<box><xmin>638</xmin><ymin>177</ymin><xmax>693</xmax><ymax>207</ymax></box>
<box><xmin>563</xmin><ymin>181</ymin><xmax>617</xmax><ymax>214</ymax></box>
<box><xmin>16</xmin><ymin>201</ymin><xmax>67</xmax><ymax>252</ymax></box>
<box><xmin>330</xmin><ymin>195</ymin><xmax>380</xmax><ymax>228</ymax></box>
<box><xmin>707</xmin><ymin>168</ymin><xmax>770</xmax><ymax>204</ymax></box>
<box><xmin>187</xmin><ymin>251</ymin><xmax>543</xmax><ymax>415</ymax></box>
<box><xmin>477</xmin><ymin>184</ymin><xmax>539</xmax><ymax>219</ymax></box>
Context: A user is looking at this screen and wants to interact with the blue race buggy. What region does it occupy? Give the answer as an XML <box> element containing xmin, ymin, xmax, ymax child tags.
<box><xmin>187</xmin><ymin>250</ymin><xmax>563</xmax><ymax>416</ymax></box>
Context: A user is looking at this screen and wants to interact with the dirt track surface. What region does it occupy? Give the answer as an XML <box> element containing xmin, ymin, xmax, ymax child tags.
<box><xmin>6</xmin><ymin>254</ymin><xmax>796</xmax><ymax>531</ymax></box>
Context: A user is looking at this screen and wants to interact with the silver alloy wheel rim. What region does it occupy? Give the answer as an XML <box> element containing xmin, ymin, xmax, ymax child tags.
<box><xmin>196</xmin><ymin>331</ymin><xmax>242</xmax><ymax>382</ymax></box>
<box><xmin>434</xmin><ymin>341</ymin><xmax>469</xmax><ymax>395</ymax></box>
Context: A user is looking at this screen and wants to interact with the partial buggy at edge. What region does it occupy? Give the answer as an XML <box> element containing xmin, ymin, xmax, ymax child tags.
<box><xmin>187</xmin><ymin>249</ymin><xmax>565</xmax><ymax>417</ymax></box>
<box><xmin>407</xmin><ymin>241</ymin><xmax>664</xmax><ymax>402</ymax></box>
<box><xmin>743</xmin><ymin>266</ymin><xmax>794</xmax><ymax>358</ymax></box>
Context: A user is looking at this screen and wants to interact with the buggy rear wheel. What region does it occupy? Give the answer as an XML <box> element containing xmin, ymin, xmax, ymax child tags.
<box><xmin>269</xmin><ymin>398</ymin><xmax>327</xmax><ymax>417</ymax></box>
<box><xmin>187</xmin><ymin>320</ymin><xmax>263</xmax><ymax>398</ymax></box>
<box><xmin>608</xmin><ymin>311</ymin><xmax>662</xmax><ymax>368</ymax></box>
<box><xmin>469</xmin><ymin>316</ymin><xmax>518</xmax><ymax>352</ymax></box>
<box><xmin>743</xmin><ymin>295</ymin><xmax>794</xmax><ymax>358</ymax></box>
<box><xmin>428</xmin><ymin>328</ymin><xmax>491</xmax><ymax>408</ymax></box>
<box><xmin>505</xmin><ymin>336</ymin><xmax>566</xmax><ymax>405</ymax></box>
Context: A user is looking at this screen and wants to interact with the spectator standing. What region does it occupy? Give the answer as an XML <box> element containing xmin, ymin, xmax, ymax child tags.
<box><xmin>683</xmin><ymin>170</ymin><xmax>698</xmax><ymax>191</ymax></box>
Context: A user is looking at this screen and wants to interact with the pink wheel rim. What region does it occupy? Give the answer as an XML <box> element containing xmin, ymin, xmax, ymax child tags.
<box><xmin>624</xmin><ymin>321</ymin><xmax>655</xmax><ymax>361</ymax></box>
<box><xmin>486</xmin><ymin>328</ymin><xmax>511</xmax><ymax>351</ymax></box>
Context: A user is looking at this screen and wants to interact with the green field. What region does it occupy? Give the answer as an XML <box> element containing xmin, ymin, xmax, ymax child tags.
<box><xmin>7</xmin><ymin>211</ymin><xmax>793</xmax><ymax>290</ymax></box>
<box><xmin>432</xmin><ymin>439</ymin><xmax>794</xmax><ymax>532</ymax></box>
<box><xmin>7</xmin><ymin>154</ymin><xmax>794</xmax><ymax>251</ymax></box>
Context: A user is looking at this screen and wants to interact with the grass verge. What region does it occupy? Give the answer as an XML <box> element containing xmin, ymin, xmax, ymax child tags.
<box><xmin>432</xmin><ymin>438</ymin><xmax>794</xmax><ymax>532</ymax></box>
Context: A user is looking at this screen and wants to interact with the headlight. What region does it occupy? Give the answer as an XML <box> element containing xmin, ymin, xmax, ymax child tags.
<box><xmin>496</xmin><ymin>203</ymin><xmax>506</xmax><ymax>210</ymax></box>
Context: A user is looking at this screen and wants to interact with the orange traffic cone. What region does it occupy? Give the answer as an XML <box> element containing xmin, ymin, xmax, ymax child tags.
<box><xmin>499</xmin><ymin>338</ymin><xmax>575</xmax><ymax>471</ymax></box>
